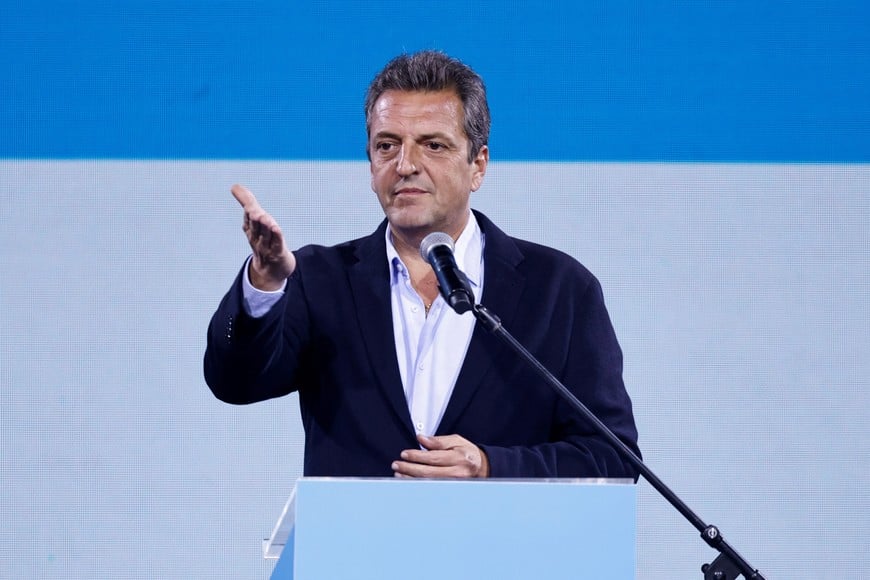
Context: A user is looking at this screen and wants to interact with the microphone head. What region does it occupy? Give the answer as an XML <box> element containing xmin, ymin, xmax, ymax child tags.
<box><xmin>419</xmin><ymin>232</ymin><xmax>454</xmax><ymax>261</ymax></box>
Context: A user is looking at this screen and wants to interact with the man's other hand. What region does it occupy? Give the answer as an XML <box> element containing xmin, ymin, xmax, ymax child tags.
<box><xmin>392</xmin><ymin>434</ymin><xmax>490</xmax><ymax>478</ymax></box>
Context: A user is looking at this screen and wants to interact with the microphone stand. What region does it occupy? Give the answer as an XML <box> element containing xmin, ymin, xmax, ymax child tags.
<box><xmin>470</xmin><ymin>302</ymin><xmax>766</xmax><ymax>580</ymax></box>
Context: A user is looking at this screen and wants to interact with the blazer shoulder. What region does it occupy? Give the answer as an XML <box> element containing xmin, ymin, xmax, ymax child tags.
<box><xmin>510</xmin><ymin>236</ymin><xmax>597</xmax><ymax>285</ymax></box>
<box><xmin>293</xmin><ymin>224</ymin><xmax>386</xmax><ymax>271</ymax></box>
<box><xmin>475</xmin><ymin>209</ymin><xmax>594</xmax><ymax>281</ymax></box>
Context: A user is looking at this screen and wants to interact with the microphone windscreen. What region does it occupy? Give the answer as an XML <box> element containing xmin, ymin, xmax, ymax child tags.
<box><xmin>419</xmin><ymin>232</ymin><xmax>454</xmax><ymax>261</ymax></box>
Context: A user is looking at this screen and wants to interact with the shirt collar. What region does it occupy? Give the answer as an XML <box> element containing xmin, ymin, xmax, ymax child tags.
<box><xmin>386</xmin><ymin>211</ymin><xmax>483</xmax><ymax>289</ymax></box>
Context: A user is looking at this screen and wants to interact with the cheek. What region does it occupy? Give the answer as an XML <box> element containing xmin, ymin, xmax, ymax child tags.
<box><xmin>370</xmin><ymin>165</ymin><xmax>388</xmax><ymax>193</ymax></box>
<box><xmin>370</xmin><ymin>171</ymin><xmax>394</xmax><ymax>210</ymax></box>
<box><xmin>369</xmin><ymin>160</ymin><xmax>379</xmax><ymax>189</ymax></box>
<box><xmin>448</xmin><ymin>165</ymin><xmax>476</xmax><ymax>194</ymax></box>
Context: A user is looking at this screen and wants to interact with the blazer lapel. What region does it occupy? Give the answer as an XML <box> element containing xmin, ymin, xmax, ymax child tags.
<box><xmin>347</xmin><ymin>221</ymin><xmax>415</xmax><ymax>434</ymax></box>
<box><xmin>437</xmin><ymin>212</ymin><xmax>526</xmax><ymax>435</ymax></box>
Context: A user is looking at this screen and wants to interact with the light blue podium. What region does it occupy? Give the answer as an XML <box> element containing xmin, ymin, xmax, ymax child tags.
<box><xmin>264</xmin><ymin>477</ymin><xmax>636</xmax><ymax>580</ymax></box>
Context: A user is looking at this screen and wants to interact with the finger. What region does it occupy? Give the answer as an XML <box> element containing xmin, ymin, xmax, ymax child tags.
<box><xmin>400</xmin><ymin>448</ymin><xmax>458</xmax><ymax>467</ymax></box>
<box><xmin>249</xmin><ymin>211</ymin><xmax>281</xmax><ymax>241</ymax></box>
<box><xmin>249</xmin><ymin>217</ymin><xmax>270</xmax><ymax>239</ymax></box>
<box><xmin>392</xmin><ymin>460</ymin><xmax>423</xmax><ymax>477</ymax></box>
<box><xmin>231</xmin><ymin>183</ymin><xmax>260</xmax><ymax>210</ymax></box>
<box><xmin>392</xmin><ymin>459</ymin><xmax>469</xmax><ymax>479</ymax></box>
<box><xmin>393</xmin><ymin>459</ymin><xmax>437</xmax><ymax>477</ymax></box>
<box><xmin>251</xmin><ymin>232</ymin><xmax>276</xmax><ymax>261</ymax></box>
<box><xmin>418</xmin><ymin>433</ymin><xmax>464</xmax><ymax>450</ymax></box>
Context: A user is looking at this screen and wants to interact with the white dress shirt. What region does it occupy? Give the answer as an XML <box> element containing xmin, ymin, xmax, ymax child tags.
<box><xmin>386</xmin><ymin>213</ymin><xmax>483</xmax><ymax>437</ymax></box>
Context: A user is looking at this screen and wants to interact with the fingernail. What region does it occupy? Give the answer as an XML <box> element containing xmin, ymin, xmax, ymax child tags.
<box><xmin>400</xmin><ymin>451</ymin><xmax>408</xmax><ymax>459</ymax></box>
<box><xmin>391</xmin><ymin>462</ymin><xmax>399</xmax><ymax>471</ymax></box>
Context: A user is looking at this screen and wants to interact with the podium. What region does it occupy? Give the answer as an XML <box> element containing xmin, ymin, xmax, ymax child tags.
<box><xmin>263</xmin><ymin>477</ymin><xmax>636</xmax><ymax>580</ymax></box>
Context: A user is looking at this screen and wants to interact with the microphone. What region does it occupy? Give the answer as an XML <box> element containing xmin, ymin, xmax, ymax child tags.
<box><xmin>419</xmin><ymin>232</ymin><xmax>475</xmax><ymax>314</ymax></box>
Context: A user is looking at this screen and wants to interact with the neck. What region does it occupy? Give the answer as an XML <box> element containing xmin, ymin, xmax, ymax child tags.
<box><xmin>389</xmin><ymin>228</ymin><xmax>430</xmax><ymax>268</ymax></box>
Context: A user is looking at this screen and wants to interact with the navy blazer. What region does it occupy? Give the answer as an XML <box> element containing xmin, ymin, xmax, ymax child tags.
<box><xmin>205</xmin><ymin>211</ymin><xmax>640</xmax><ymax>478</ymax></box>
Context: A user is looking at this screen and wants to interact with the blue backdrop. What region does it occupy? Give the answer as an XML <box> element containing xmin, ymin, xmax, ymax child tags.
<box><xmin>3</xmin><ymin>1</ymin><xmax>869</xmax><ymax>161</ymax></box>
<box><xmin>2</xmin><ymin>2</ymin><xmax>868</xmax><ymax>579</ymax></box>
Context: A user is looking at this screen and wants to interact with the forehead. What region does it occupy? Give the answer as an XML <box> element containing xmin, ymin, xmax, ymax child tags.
<box><xmin>369</xmin><ymin>89</ymin><xmax>466</xmax><ymax>136</ymax></box>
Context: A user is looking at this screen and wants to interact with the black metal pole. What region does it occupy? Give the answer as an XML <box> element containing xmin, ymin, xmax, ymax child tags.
<box><xmin>471</xmin><ymin>303</ymin><xmax>765</xmax><ymax>580</ymax></box>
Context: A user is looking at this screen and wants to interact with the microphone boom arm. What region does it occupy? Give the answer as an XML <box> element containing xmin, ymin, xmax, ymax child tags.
<box><xmin>470</xmin><ymin>302</ymin><xmax>766</xmax><ymax>580</ymax></box>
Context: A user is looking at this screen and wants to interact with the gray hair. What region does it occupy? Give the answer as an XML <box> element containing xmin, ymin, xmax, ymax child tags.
<box><xmin>365</xmin><ymin>51</ymin><xmax>490</xmax><ymax>163</ymax></box>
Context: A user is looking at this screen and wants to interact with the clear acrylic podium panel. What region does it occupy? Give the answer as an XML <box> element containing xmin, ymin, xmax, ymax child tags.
<box><xmin>265</xmin><ymin>477</ymin><xmax>636</xmax><ymax>580</ymax></box>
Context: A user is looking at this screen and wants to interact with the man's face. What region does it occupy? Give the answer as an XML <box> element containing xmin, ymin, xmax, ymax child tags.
<box><xmin>368</xmin><ymin>89</ymin><xmax>488</xmax><ymax>241</ymax></box>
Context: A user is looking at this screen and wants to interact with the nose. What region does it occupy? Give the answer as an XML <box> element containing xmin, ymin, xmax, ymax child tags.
<box><xmin>396</xmin><ymin>144</ymin><xmax>419</xmax><ymax>177</ymax></box>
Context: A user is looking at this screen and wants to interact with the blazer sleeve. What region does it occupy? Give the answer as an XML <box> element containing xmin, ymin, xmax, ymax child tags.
<box><xmin>203</xmin><ymin>263</ymin><xmax>311</xmax><ymax>405</ymax></box>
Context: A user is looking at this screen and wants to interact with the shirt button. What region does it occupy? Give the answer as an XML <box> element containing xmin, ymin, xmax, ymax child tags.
<box><xmin>415</xmin><ymin>422</ymin><xmax>424</xmax><ymax>431</ymax></box>
<box><xmin>411</xmin><ymin>305</ymin><xmax>419</xmax><ymax>312</ymax></box>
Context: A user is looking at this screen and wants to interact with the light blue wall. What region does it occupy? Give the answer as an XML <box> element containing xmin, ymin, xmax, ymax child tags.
<box><xmin>2</xmin><ymin>3</ymin><xmax>868</xmax><ymax>579</ymax></box>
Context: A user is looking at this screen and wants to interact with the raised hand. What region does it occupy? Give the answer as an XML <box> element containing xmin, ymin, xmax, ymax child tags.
<box><xmin>231</xmin><ymin>184</ymin><xmax>296</xmax><ymax>291</ymax></box>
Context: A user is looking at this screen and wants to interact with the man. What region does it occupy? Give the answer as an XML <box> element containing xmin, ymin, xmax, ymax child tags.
<box><xmin>205</xmin><ymin>50</ymin><xmax>640</xmax><ymax>479</ymax></box>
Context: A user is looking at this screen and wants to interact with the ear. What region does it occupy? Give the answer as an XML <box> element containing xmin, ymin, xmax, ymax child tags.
<box><xmin>469</xmin><ymin>145</ymin><xmax>489</xmax><ymax>192</ymax></box>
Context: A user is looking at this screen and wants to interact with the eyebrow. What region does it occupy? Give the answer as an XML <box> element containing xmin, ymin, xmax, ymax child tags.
<box><xmin>418</xmin><ymin>132</ymin><xmax>456</xmax><ymax>144</ymax></box>
<box><xmin>372</xmin><ymin>131</ymin><xmax>457</xmax><ymax>145</ymax></box>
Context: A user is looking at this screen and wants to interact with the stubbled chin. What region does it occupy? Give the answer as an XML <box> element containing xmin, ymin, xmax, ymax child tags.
<box><xmin>387</xmin><ymin>204</ymin><xmax>427</xmax><ymax>218</ymax></box>
<box><xmin>384</xmin><ymin>205</ymin><xmax>434</xmax><ymax>230</ymax></box>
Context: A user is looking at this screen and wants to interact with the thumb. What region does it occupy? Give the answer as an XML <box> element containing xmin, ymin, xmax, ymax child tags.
<box><xmin>231</xmin><ymin>183</ymin><xmax>260</xmax><ymax>210</ymax></box>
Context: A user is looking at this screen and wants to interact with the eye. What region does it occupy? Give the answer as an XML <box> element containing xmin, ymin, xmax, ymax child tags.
<box><xmin>426</xmin><ymin>141</ymin><xmax>446</xmax><ymax>151</ymax></box>
<box><xmin>375</xmin><ymin>141</ymin><xmax>395</xmax><ymax>153</ymax></box>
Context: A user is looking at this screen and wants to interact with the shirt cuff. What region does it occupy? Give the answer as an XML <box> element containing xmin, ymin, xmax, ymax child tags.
<box><xmin>241</xmin><ymin>255</ymin><xmax>287</xmax><ymax>318</ymax></box>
